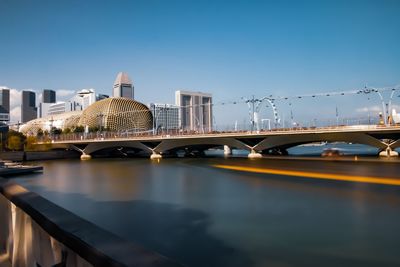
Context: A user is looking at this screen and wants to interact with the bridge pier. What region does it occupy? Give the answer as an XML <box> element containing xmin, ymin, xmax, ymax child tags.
<box><xmin>80</xmin><ymin>153</ymin><xmax>92</xmax><ymax>160</ymax></box>
<box><xmin>379</xmin><ymin>147</ymin><xmax>399</xmax><ymax>157</ymax></box>
<box><xmin>223</xmin><ymin>145</ymin><xmax>232</xmax><ymax>156</ymax></box>
<box><xmin>150</xmin><ymin>153</ymin><xmax>162</xmax><ymax>160</ymax></box>
<box><xmin>248</xmin><ymin>149</ymin><xmax>262</xmax><ymax>159</ymax></box>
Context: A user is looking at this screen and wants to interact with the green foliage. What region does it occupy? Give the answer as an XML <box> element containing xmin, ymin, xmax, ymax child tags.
<box><xmin>50</xmin><ymin>127</ymin><xmax>62</xmax><ymax>135</ymax></box>
<box><xmin>7</xmin><ymin>136</ymin><xmax>22</xmax><ymax>151</ymax></box>
<box><xmin>37</xmin><ymin>129</ymin><xmax>44</xmax><ymax>137</ymax></box>
<box><xmin>63</xmin><ymin>128</ymin><xmax>71</xmax><ymax>134</ymax></box>
<box><xmin>25</xmin><ymin>136</ymin><xmax>38</xmax><ymax>151</ymax></box>
<box><xmin>6</xmin><ymin>130</ymin><xmax>26</xmax><ymax>151</ymax></box>
<box><xmin>73</xmin><ymin>126</ymin><xmax>84</xmax><ymax>133</ymax></box>
<box><xmin>89</xmin><ymin>126</ymin><xmax>99</xmax><ymax>132</ymax></box>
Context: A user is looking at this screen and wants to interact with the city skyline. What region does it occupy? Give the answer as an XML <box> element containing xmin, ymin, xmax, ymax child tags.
<box><xmin>2</xmin><ymin>79</ymin><xmax>400</xmax><ymax>127</ymax></box>
<box><xmin>1</xmin><ymin>0</ymin><xmax>399</xmax><ymax>125</ymax></box>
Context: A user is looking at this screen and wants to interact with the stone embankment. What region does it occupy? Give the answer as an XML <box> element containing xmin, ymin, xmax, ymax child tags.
<box><xmin>0</xmin><ymin>150</ymin><xmax>80</xmax><ymax>161</ymax></box>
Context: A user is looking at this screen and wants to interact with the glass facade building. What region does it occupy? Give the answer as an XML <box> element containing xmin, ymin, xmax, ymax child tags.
<box><xmin>0</xmin><ymin>88</ymin><xmax>10</xmax><ymax>123</ymax></box>
<box><xmin>22</xmin><ymin>91</ymin><xmax>37</xmax><ymax>123</ymax></box>
<box><xmin>149</xmin><ymin>103</ymin><xmax>180</xmax><ymax>133</ymax></box>
<box><xmin>42</xmin><ymin>89</ymin><xmax>56</xmax><ymax>103</ymax></box>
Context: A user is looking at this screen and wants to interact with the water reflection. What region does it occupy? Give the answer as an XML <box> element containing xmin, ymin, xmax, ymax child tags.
<box><xmin>12</xmin><ymin>157</ymin><xmax>400</xmax><ymax>267</ymax></box>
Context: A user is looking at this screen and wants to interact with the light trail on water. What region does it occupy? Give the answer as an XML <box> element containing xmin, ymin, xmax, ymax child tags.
<box><xmin>212</xmin><ymin>164</ymin><xmax>400</xmax><ymax>186</ymax></box>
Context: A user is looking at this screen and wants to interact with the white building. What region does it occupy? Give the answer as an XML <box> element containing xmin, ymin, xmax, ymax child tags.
<box><xmin>43</xmin><ymin>89</ymin><xmax>107</xmax><ymax>117</ymax></box>
<box><xmin>48</xmin><ymin>101</ymin><xmax>81</xmax><ymax>116</ymax></box>
<box><xmin>38</xmin><ymin>103</ymin><xmax>52</xmax><ymax>118</ymax></box>
<box><xmin>77</xmin><ymin>89</ymin><xmax>97</xmax><ymax>110</ymax></box>
<box><xmin>149</xmin><ymin>103</ymin><xmax>180</xmax><ymax>133</ymax></box>
<box><xmin>175</xmin><ymin>90</ymin><xmax>212</xmax><ymax>132</ymax></box>
<box><xmin>392</xmin><ymin>109</ymin><xmax>400</xmax><ymax>124</ymax></box>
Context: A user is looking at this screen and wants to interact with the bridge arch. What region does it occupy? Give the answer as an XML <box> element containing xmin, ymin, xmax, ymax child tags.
<box><xmin>252</xmin><ymin>132</ymin><xmax>388</xmax><ymax>152</ymax></box>
<box><xmin>83</xmin><ymin>141</ymin><xmax>153</xmax><ymax>155</ymax></box>
<box><xmin>153</xmin><ymin>137</ymin><xmax>251</xmax><ymax>154</ymax></box>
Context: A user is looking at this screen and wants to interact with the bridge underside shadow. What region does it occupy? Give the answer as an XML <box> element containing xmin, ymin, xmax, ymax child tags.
<box><xmin>252</xmin><ymin>133</ymin><xmax>386</xmax><ymax>155</ymax></box>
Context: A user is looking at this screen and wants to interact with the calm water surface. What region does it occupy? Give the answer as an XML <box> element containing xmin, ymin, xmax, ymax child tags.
<box><xmin>12</xmin><ymin>150</ymin><xmax>400</xmax><ymax>267</ymax></box>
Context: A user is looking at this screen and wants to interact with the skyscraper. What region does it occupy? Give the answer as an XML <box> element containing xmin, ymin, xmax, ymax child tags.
<box><xmin>38</xmin><ymin>89</ymin><xmax>56</xmax><ymax>118</ymax></box>
<box><xmin>113</xmin><ymin>72</ymin><xmax>134</xmax><ymax>99</ymax></box>
<box><xmin>22</xmin><ymin>91</ymin><xmax>37</xmax><ymax>123</ymax></box>
<box><xmin>175</xmin><ymin>90</ymin><xmax>213</xmax><ymax>132</ymax></box>
<box><xmin>0</xmin><ymin>88</ymin><xmax>10</xmax><ymax>123</ymax></box>
<box><xmin>42</xmin><ymin>89</ymin><xmax>56</xmax><ymax>103</ymax></box>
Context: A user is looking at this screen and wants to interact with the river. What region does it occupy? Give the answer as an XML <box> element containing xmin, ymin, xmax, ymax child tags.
<box><xmin>11</xmin><ymin>145</ymin><xmax>400</xmax><ymax>267</ymax></box>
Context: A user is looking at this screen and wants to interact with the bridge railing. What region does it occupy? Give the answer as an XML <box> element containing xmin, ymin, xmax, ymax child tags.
<box><xmin>0</xmin><ymin>178</ymin><xmax>183</xmax><ymax>267</ymax></box>
<box><xmin>34</xmin><ymin>124</ymin><xmax>400</xmax><ymax>144</ymax></box>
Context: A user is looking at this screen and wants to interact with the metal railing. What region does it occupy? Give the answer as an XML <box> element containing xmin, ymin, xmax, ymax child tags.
<box><xmin>35</xmin><ymin>124</ymin><xmax>400</xmax><ymax>144</ymax></box>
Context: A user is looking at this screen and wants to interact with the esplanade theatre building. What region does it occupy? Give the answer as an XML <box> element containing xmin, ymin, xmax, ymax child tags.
<box><xmin>20</xmin><ymin>97</ymin><xmax>153</xmax><ymax>135</ymax></box>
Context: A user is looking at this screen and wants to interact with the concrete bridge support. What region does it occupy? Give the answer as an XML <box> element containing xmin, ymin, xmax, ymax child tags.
<box><xmin>150</xmin><ymin>153</ymin><xmax>162</xmax><ymax>160</ymax></box>
<box><xmin>379</xmin><ymin>147</ymin><xmax>399</xmax><ymax>157</ymax></box>
<box><xmin>223</xmin><ymin>145</ymin><xmax>232</xmax><ymax>156</ymax></box>
<box><xmin>80</xmin><ymin>153</ymin><xmax>92</xmax><ymax>160</ymax></box>
<box><xmin>248</xmin><ymin>149</ymin><xmax>262</xmax><ymax>159</ymax></box>
<box><xmin>379</xmin><ymin>139</ymin><xmax>400</xmax><ymax>157</ymax></box>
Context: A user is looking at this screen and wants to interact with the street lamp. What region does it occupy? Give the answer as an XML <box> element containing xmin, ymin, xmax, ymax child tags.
<box><xmin>360</xmin><ymin>87</ymin><xmax>398</xmax><ymax>126</ymax></box>
<box><xmin>97</xmin><ymin>113</ymin><xmax>104</xmax><ymax>136</ymax></box>
<box><xmin>164</xmin><ymin>104</ymin><xmax>169</xmax><ymax>135</ymax></box>
<box><xmin>241</xmin><ymin>95</ymin><xmax>264</xmax><ymax>133</ymax></box>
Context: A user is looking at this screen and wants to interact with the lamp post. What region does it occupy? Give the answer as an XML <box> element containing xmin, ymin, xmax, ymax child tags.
<box><xmin>375</xmin><ymin>89</ymin><xmax>388</xmax><ymax>125</ymax></box>
<box><xmin>387</xmin><ymin>89</ymin><xmax>396</xmax><ymax>125</ymax></box>
<box><xmin>335</xmin><ymin>106</ymin><xmax>339</xmax><ymax>127</ymax></box>
<box><xmin>242</xmin><ymin>95</ymin><xmax>263</xmax><ymax>133</ymax></box>
<box><xmin>164</xmin><ymin>104</ymin><xmax>168</xmax><ymax>135</ymax></box>
<box><xmin>49</xmin><ymin>117</ymin><xmax>54</xmax><ymax>140</ymax></box>
<box><xmin>152</xmin><ymin>104</ymin><xmax>156</xmax><ymax>135</ymax></box>
<box><xmin>97</xmin><ymin>113</ymin><xmax>104</xmax><ymax>137</ymax></box>
<box><xmin>361</xmin><ymin>87</ymin><xmax>398</xmax><ymax>126</ymax></box>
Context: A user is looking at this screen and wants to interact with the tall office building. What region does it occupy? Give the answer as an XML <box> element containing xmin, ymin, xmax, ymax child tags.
<box><xmin>149</xmin><ymin>103</ymin><xmax>180</xmax><ymax>133</ymax></box>
<box><xmin>113</xmin><ymin>72</ymin><xmax>134</xmax><ymax>99</ymax></box>
<box><xmin>42</xmin><ymin>89</ymin><xmax>56</xmax><ymax>103</ymax></box>
<box><xmin>22</xmin><ymin>91</ymin><xmax>37</xmax><ymax>123</ymax></box>
<box><xmin>38</xmin><ymin>89</ymin><xmax>56</xmax><ymax>118</ymax></box>
<box><xmin>0</xmin><ymin>88</ymin><xmax>10</xmax><ymax>123</ymax></box>
<box><xmin>175</xmin><ymin>90</ymin><xmax>213</xmax><ymax>132</ymax></box>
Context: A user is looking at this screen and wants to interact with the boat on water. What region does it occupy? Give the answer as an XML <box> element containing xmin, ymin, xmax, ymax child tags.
<box><xmin>0</xmin><ymin>160</ymin><xmax>43</xmax><ymax>176</ymax></box>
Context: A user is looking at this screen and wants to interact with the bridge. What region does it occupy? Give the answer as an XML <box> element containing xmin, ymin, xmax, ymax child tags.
<box><xmin>44</xmin><ymin>125</ymin><xmax>400</xmax><ymax>160</ymax></box>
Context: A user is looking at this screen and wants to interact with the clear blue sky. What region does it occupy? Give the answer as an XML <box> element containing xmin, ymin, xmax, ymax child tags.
<box><xmin>1</xmin><ymin>0</ymin><xmax>399</xmax><ymax>126</ymax></box>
